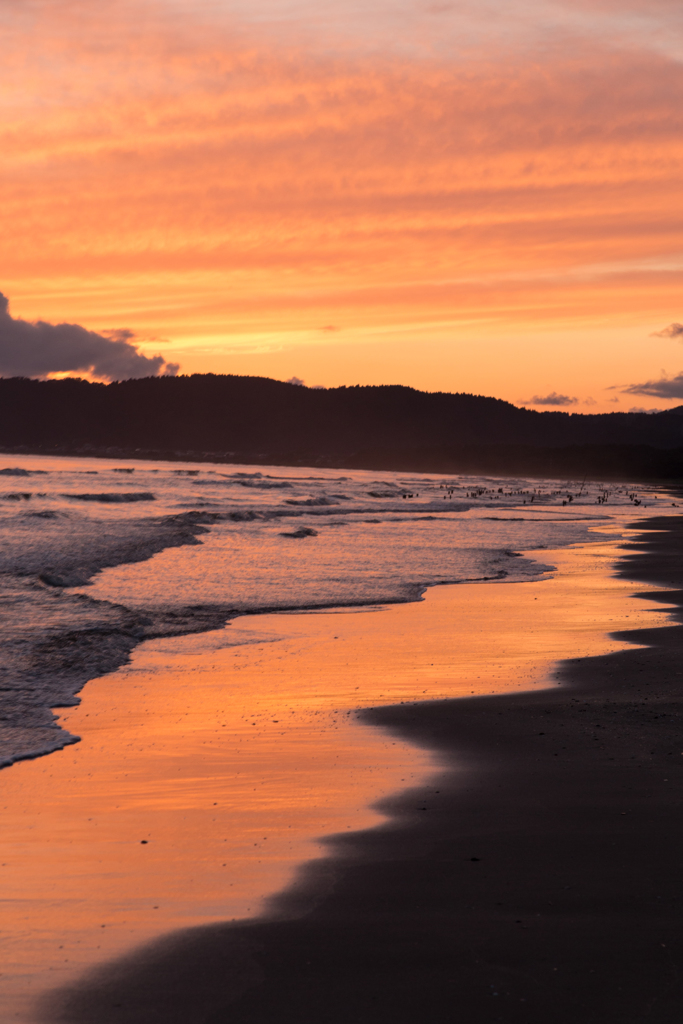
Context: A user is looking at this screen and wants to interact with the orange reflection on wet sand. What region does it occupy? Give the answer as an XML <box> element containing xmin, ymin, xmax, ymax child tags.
<box><xmin>0</xmin><ymin>536</ymin><xmax>673</xmax><ymax>1022</ymax></box>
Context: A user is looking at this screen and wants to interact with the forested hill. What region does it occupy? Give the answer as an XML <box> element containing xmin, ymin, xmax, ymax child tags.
<box><xmin>2</xmin><ymin>374</ymin><xmax>683</xmax><ymax>480</ymax></box>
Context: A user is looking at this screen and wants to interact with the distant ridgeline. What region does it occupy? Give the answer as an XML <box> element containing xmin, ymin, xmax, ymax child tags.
<box><xmin>2</xmin><ymin>374</ymin><xmax>683</xmax><ymax>480</ymax></box>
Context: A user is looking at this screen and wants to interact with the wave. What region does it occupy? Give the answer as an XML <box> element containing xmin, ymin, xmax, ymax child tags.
<box><xmin>190</xmin><ymin>478</ymin><xmax>293</xmax><ymax>489</ymax></box>
<box><xmin>61</xmin><ymin>492</ymin><xmax>156</xmax><ymax>503</ymax></box>
<box><xmin>234</xmin><ymin>480</ymin><xmax>293</xmax><ymax>489</ymax></box>
<box><xmin>285</xmin><ymin>497</ymin><xmax>340</xmax><ymax>506</ymax></box>
<box><xmin>165</xmin><ymin>501</ymin><xmax>475</xmax><ymax>522</ymax></box>
<box><xmin>0</xmin><ymin>457</ymin><xmax>637</xmax><ymax>774</ymax></box>
<box><xmin>0</xmin><ymin>507</ymin><xmax>227</xmax><ymax>768</ymax></box>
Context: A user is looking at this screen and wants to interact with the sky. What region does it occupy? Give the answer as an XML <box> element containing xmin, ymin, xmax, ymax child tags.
<box><xmin>1</xmin><ymin>0</ymin><xmax>683</xmax><ymax>410</ymax></box>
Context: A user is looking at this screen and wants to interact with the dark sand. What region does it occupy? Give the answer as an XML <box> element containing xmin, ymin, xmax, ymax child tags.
<box><xmin>41</xmin><ymin>517</ymin><xmax>683</xmax><ymax>1024</ymax></box>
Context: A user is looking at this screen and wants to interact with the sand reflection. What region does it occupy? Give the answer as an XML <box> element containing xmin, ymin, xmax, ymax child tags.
<box><xmin>0</xmin><ymin>535</ymin><xmax>673</xmax><ymax>1022</ymax></box>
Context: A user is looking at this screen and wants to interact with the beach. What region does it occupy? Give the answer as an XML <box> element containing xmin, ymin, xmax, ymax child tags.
<box><xmin>16</xmin><ymin>515</ymin><xmax>680</xmax><ymax>1024</ymax></box>
<box><xmin>1</xmin><ymin>455</ymin><xmax>631</xmax><ymax>772</ymax></box>
<box><xmin>4</xmin><ymin>0</ymin><xmax>681</xmax><ymax>1016</ymax></box>
<box><xmin>5</xmin><ymin>0</ymin><xmax>683</xmax><ymax>1017</ymax></box>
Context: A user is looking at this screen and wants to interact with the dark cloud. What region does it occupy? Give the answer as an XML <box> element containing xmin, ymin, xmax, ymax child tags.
<box><xmin>651</xmin><ymin>323</ymin><xmax>683</xmax><ymax>338</ymax></box>
<box><xmin>621</xmin><ymin>373</ymin><xmax>683</xmax><ymax>399</ymax></box>
<box><xmin>529</xmin><ymin>392</ymin><xmax>578</xmax><ymax>407</ymax></box>
<box><xmin>286</xmin><ymin>376</ymin><xmax>305</xmax><ymax>386</ymax></box>
<box><xmin>0</xmin><ymin>293</ymin><xmax>179</xmax><ymax>380</ymax></box>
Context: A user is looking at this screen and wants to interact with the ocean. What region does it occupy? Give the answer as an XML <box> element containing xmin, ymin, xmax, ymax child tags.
<box><xmin>0</xmin><ymin>453</ymin><xmax>678</xmax><ymax>1021</ymax></box>
<box><xmin>0</xmin><ymin>452</ymin><xmax>674</xmax><ymax>769</ymax></box>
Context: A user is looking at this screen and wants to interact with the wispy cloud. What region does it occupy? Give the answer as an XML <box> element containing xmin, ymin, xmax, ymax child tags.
<box><xmin>621</xmin><ymin>372</ymin><xmax>683</xmax><ymax>399</ymax></box>
<box><xmin>0</xmin><ymin>293</ymin><xmax>178</xmax><ymax>380</ymax></box>
<box><xmin>529</xmin><ymin>392</ymin><xmax>578</xmax><ymax>407</ymax></box>
<box><xmin>651</xmin><ymin>323</ymin><xmax>683</xmax><ymax>338</ymax></box>
<box><xmin>3</xmin><ymin>4</ymin><xmax>683</xmax><ymax>347</ymax></box>
<box><xmin>2</xmin><ymin>0</ymin><xmax>683</xmax><ymax>404</ymax></box>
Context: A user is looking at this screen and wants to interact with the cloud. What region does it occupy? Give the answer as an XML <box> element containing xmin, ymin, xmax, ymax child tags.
<box><xmin>4</xmin><ymin>0</ymin><xmax>683</xmax><ymax>388</ymax></box>
<box><xmin>286</xmin><ymin>376</ymin><xmax>305</xmax><ymax>386</ymax></box>
<box><xmin>621</xmin><ymin>372</ymin><xmax>683</xmax><ymax>399</ymax></box>
<box><xmin>651</xmin><ymin>323</ymin><xmax>683</xmax><ymax>338</ymax></box>
<box><xmin>4</xmin><ymin>9</ymin><xmax>683</xmax><ymax>352</ymax></box>
<box><xmin>0</xmin><ymin>294</ymin><xmax>178</xmax><ymax>380</ymax></box>
<box><xmin>529</xmin><ymin>392</ymin><xmax>578</xmax><ymax>407</ymax></box>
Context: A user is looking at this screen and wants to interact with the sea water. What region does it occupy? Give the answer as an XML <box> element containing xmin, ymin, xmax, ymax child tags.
<box><xmin>0</xmin><ymin>452</ymin><xmax>674</xmax><ymax>767</ymax></box>
<box><xmin>0</xmin><ymin>454</ymin><xmax>678</xmax><ymax>1021</ymax></box>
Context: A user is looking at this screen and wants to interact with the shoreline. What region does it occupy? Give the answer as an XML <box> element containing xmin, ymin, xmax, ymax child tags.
<box><xmin>3</xmin><ymin>532</ymin><xmax>650</xmax><ymax>1022</ymax></box>
<box><xmin>4</xmin><ymin>442</ymin><xmax>683</xmax><ymax>484</ymax></box>
<box><xmin>4</xmin><ymin>435</ymin><xmax>683</xmax><ymax>485</ymax></box>
<box><xmin>0</xmin><ymin>551</ymin><xmax>547</xmax><ymax>772</ymax></box>
<box><xmin>36</xmin><ymin>517</ymin><xmax>683</xmax><ymax>1023</ymax></box>
<box><xmin>3</xmin><ymin>450</ymin><xmax>607</xmax><ymax>772</ymax></box>
<box><xmin>3</xmin><ymin>449</ymin><xmax>619</xmax><ymax>771</ymax></box>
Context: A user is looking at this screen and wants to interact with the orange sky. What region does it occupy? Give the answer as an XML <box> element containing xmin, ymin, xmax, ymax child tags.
<box><xmin>2</xmin><ymin>0</ymin><xmax>683</xmax><ymax>410</ymax></box>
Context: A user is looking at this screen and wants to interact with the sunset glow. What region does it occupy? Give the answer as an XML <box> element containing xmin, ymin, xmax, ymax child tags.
<box><xmin>3</xmin><ymin>0</ymin><xmax>683</xmax><ymax>408</ymax></box>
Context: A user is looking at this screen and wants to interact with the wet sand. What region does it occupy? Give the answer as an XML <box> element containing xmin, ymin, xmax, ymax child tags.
<box><xmin>4</xmin><ymin>534</ymin><xmax>657</xmax><ymax>1020</ymax></box>
<box><xmin>27</xmin><ymin>519</ymin><xmax>683</xmax><ymax>1023</ymax></box>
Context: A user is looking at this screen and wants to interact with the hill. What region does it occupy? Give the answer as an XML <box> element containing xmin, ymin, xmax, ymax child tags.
<box><xmin>2</xmin><ymin>374</ymin><xmax>683</xmax><ymax>480</ymax></box>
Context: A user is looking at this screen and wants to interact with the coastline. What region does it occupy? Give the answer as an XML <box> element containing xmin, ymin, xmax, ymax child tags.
<box><xmin>3</xmin><ymin>531</ymin><xmax>653</xmax><ymax>1022</ymax></box>
<box><xmin>3</xmin><ymin>441</ymin><xmax>683</xmax><ymax>483</ymax></box>
<box><xmin>37</xmin><ymin>517</ymin><xmax>683</xmax><ymax>1024</ymax></box>
<box><xmin>3</xmin><ymin>450</ymin><xmax>608</xmax><ymax>772</ymax></box>
<box><xmin>0</xmin><ymin>509</ymin><xmax>229</xmax><ymax>770</ymax></box>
